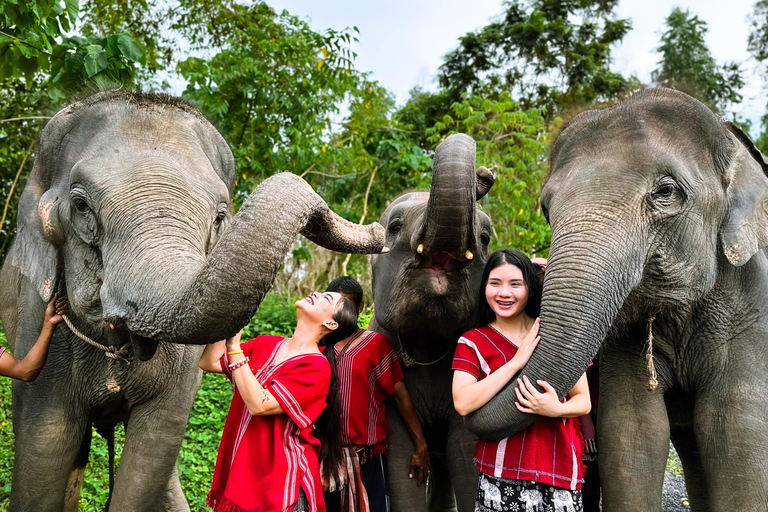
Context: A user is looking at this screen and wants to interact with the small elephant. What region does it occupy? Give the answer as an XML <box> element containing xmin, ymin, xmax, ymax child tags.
<box><xmin>478</xmin><ymin>477</ymin><xmax>503</xmax><ymax>510</ymax></box>
<box><xmin>369</xmin><ymin>134</ymin><xmax>496</xmax><ymax>512</ymax></box>
<box><xmin>0</xmin><ymin>90</ymin><xmax>384</xmax><ymax>511</ymax></box>
<box><xmin>551</xmin><ymin>489</ymin><xmax>576</xmax><ymax>512</ymax></box>
<box><xmin>466</xmin><ymin>87</ymin><xmax>768</xmax><ymax>511</ymax></box>
<box><xmin>519</xmin><ymin>488</ymin><xmax>544</xmax><ymax>512</ymax></box>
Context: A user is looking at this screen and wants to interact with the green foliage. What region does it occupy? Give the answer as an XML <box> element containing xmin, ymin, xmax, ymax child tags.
<box><xmin>242</xmin><ymin>292</ymin><xmax>300</xmax><ymax>338</ymax></box>
<box><xmin>0</xmin><ymin>0</ymin><xmax>144</xmax><ymax>99</ymax></box>
<box><xmin>652</xmin><ymin>7</ymin><xmax>743</xmax><ymax>114</ymax></box>
<box><xmin>437</xmin><ymin>0</ymin><xmax>634</xmax><ymax>116</ymax></box>
<box><xmin>427</xmin><ymin>92</ymin><xmax>551</xmax><ymax>255</ymax></box>
<box><xmin>748</xmin><ymin>0</ymin><xmax>768</xmax><ymax>153</ymax></box>
<box><xmin>176</xmin><ymin>1</ymin><xmax>361</xmax><ymax>206</ymax></box>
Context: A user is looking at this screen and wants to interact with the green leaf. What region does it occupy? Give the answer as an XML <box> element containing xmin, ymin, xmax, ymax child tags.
<box><xmin>116</xmin><ymin>33</ymin><xmax>143</xmax><ymax>62</ymax></box>
<box><xmin>64</xmin><ymin>0</ymin><xmax>78</xmax><ymax>26</ymax></box>
<box><xmin>83</xmin><ymin>45</ymin><xmax>108</xmax><ymax>77</ymax></box>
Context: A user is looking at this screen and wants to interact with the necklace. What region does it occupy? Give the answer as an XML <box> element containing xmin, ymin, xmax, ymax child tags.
<box><xmin>492</xmin><ymin>321</ymin><xmax>531</xmax><ymax>344</ymax></box>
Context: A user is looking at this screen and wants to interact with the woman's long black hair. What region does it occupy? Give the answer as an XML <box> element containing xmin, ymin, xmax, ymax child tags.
<box><xmin>476</xmin><ymin>249</ymin><xmax>542</xmax><ymax>327</ymax></box>
<box><xmin>314</xmin><ymin>295</ymin><xmax>359</xmax><ymax>482</ymax></box>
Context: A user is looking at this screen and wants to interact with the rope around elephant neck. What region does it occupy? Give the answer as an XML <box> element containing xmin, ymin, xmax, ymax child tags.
<box><xmin>395</xmin><ymin>334</ymin><xmax>456</xmax><ymax>367</ymax></box>
<box><xmin>61</xmin><ymin>314</ymin><xmax>131</xmax><ymax>393</ymax></box>
<box><xmin>645</xmin><ymin>316</ymin><xmax>659</xmax><ymax>391</ymax></box>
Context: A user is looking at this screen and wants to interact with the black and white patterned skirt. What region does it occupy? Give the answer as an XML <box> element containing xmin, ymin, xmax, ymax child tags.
<box><xmin>475</xmin><ymin>473</ymin><xmax>583</xmax><ymax>512</ymax></box>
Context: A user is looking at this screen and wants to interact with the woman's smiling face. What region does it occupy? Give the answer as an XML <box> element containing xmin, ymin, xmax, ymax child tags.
<box><xmin>485</xmin><ymin>263</ymin><xmax>528</xmax><ymax>320</ymax></box>
<box><xmin>295</xmin><ymin>291</ymin><xmax>344</xmax><ymax>325</ymax></box>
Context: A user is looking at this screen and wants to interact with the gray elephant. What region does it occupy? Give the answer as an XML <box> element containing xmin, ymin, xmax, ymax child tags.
<box><xmin>369</xmin><ymin>133</ymin><xmax>495</xmax><ymax>511</ymax></box>
<box><xmin>0</xmin><ymin>90</ymin><xmax>384</xmax><ymax>511</ymax></box>
<box><xmin>465</xmin><ymin>88</ymin><xmax>768</xmax><ymax>511</ymax></box>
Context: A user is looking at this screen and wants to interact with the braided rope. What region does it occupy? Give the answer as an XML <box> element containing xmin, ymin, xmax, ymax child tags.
<box><xmin>645</xmin><ymin>316</ymin><xmax>658</xmax><ymax>391</ymax></box>
<box><xmin>396</xmin><ymin>334</ymin><xmax>456</xmax><ymax>367</ymax></box>
<box><xmin>62</xmin><ymin>314</ymin><xmax>131</xmax><ymax>393</ymax></box>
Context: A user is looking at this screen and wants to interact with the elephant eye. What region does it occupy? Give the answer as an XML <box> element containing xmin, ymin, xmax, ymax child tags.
<box><xmin>541</xmin><ymin>205</ymin><xmax>550</xmax><ymax>224</ymax></box>
<box><xmin>214</xmin><ymin>211</ymin><xmax>226</xmax><ymax>227</ymax></box>
<box><xmin>650</xmin><ymin>176</ymin><xmax>683</xmax><ymax>205</ymax></box>
<box><xmin>73</xmin><ymin>197</ymin><xmax>89</xmax><ymax>213</ymax></box>
<box><xmin>388</xmin><ymin>220</ymin><xmax>402</xmax><ymax>235</ymax></box>
<box><xmin>480</xmin><ymin>230</ymin><xmax>491</xmax><ymax>246</ymax></box>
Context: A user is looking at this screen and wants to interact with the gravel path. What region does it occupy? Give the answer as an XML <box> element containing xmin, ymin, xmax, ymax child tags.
<box><xmin>662</xmin><ymin>472</ymin><xmax>690</xmax><ymax>512</ymax></box>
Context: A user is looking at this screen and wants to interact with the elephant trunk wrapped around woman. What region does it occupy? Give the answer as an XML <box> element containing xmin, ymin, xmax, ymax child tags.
<box><xmin>1</xmin><ymin>90</ymin><xmax>384</xmax><ymax>512</ymax></box>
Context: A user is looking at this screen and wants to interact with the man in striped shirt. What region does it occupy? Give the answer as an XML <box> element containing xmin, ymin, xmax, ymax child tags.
<box><xmin>322</xmin><ymin>277</ymin><xmax>429</xmax><ymax>512</ymax></box>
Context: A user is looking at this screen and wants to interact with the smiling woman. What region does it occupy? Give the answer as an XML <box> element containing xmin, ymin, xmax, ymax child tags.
<box><xmin>198</xmin><ymin>291</ymin><xmax>359</xmax><ymax>512</ymax></box>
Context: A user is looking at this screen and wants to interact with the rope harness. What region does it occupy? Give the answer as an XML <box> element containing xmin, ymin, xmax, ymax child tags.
<box><xmin>396</xmin><ymin>334</ymin><xmax>455</xmax><ymax>367</ymax></box>
<box><xmin>645</xmin><ymin>316</ymin><xmax>658</xmax><ymax>391</ymax></box>
<box><xmin>61</xmin><ymin>315</ymin><xmax>131</xmax><ymax>393</ymax></box>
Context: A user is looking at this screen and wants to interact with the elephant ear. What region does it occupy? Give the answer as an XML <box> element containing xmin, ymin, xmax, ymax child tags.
<box><xmin>10</xmin><ymin>125</ymin><xmax>62</xmax><ymax>303</ymax></box>
<box><xmin>720</xmin><ymin>122</ymin><xmax>768</xmax><ymax>266</ymax></box>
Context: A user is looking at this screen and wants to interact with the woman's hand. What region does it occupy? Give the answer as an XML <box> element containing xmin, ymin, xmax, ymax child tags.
<box><xmin>509</xmin><ymin>318</ymin><xmax>540</xmax><ymax>369</ymax></box>
<box><xmin>225</xmin><ymin>330</ymin><xmax>243</xmax><ymax>352</ymax></box>
<box><xmin>514</xmin><ymin>375</ymin><xmax>563</xmax><ymax>417</ymax></box>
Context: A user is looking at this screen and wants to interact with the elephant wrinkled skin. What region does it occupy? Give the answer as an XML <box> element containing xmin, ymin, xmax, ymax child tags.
<box><xmin>370</xmin><ymin>133</ymin><xmax>495</xmax><ymax>512</ymax></box>
<box><xmin>466</xmin><ymin>88</ymin><xmax>768</xmax><ymax>511</ymax></box>
<box><xmin>0</xmin><ymin>90</ymin><xmax>384</xmax><ymax>511</ymax></box>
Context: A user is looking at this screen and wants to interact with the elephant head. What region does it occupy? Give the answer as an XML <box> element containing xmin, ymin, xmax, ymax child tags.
<box><xmin>465</xmin><ymin>87</ymin><xmax>768</xmax><ymax>438</ymax></box>
<box><xmin>12</xmin><ymin>90</ymin><xmax>384</xmax><ymax>360</ymax></box>
<box><xmin>370</xmin><ymin>133</ymin><xmax>495</xmax><ymax>344</ymax></box>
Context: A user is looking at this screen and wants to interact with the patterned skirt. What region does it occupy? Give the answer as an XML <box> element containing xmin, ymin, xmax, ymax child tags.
<box><xmin>475</xmin><ymin>473</ymin><xmax>583</xmax><ymax>512</ymax></box>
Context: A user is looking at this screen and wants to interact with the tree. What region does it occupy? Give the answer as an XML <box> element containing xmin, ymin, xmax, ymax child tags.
<box><xmin>748</xmin><ymin>0</ymin><xmax>768</xmax><ymax>152</ymax></box>
<box><xmin>652</xmin><ymin>7</ymin><xmax>743</xmax><ymax>115</ymax></box>
<box><xmin>436</xmin><ymin>0</ymin><xmax>634</xmax><ymax>116</ymax></box>
<box><xmin>0</xmin><ymin>0</ymin><xmax>144</xmax><ymax>100</ymax></box>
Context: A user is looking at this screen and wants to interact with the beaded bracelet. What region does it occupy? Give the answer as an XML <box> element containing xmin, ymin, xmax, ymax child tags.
<box><xmin>227</xmin><ymin>349</ymin><xmax>244</xmax><ymax>355</ymax></box>
<box><xmin>228</xmin><ymin>356</ymin><xmax>250</xmax><ymax>371</ymax></box>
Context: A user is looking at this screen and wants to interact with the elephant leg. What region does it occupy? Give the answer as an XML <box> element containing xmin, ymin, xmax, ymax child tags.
<box><xmin>10</xmin><ymin>393</ymin><xmax>89</xmax><ymax>512</ymax></box>
<box><xmin>64</xmin><ymin>426</ymin><xmax>93</xmax><ymax>512</ymax></box>
<box><xmin>159</xmin><ymin>464</ymin><xmax>190</xmax><ymax>512</ymax></box>
<box><xmin>598</xmin><ymin>347</ymin><xmax>669</xmax><ymax>512</ymax></box>
<box><xmin>108</xmin><ymin>362</ymin><xmax>200</xmax><ymax>512</ymax></box>
<box><xmin>446</xmin><ymin>415</ymin><xmax>479</xmax><ymax>512</ymax></box>
<box><xmin>386</xmin><ymin>407</ymin><xmax>428</xmax><ymax>512</ymax></box>
<box><xmin>669</xmin><ymin>426</ymin><xmax>709</xmax><ymax>512</ymax></box>
<box><xmin>426</xmin><ymin>451</ymin><xmax>455</xmax><ymax>512</ymax></box>
<box><xmin>694</xmin><ymin>377</ymin><xmax>768</xmax><ymax>512</ymax></box>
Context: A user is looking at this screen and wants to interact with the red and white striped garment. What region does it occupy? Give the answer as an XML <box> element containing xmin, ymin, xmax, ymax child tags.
<box><xmin>208</xmin><ymin>335</ymin><xmax>331</xmax><ymax>512</ymax></box>
<box><xmin>334</xmin><ymin>330</ymin><xmax>404</xmax><ymax>451</ymax></box>
<box><xmin>0</xmin><ymin>346</ymin><xmax>5</xmax><ymax>359</ymax></box>
<box><xmin>452</xmin><ymin>325</ymin><xmax>585</xmax><ymax>491</ymax></box>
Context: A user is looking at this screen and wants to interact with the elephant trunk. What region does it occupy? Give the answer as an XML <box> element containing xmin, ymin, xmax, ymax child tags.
<box><xmin>416</xmin><ymin>133</ymin><xmax>478</xmax><ymax>259</ymax></box>
<box><xmin>128</xmin><ymin>172</ymin><xmax>384</xmax><ymax>345</ymax></box>
<box><xmin>465</xmin><ymin>217</ymin><xmax>644</xmax><ymax>440</ymax></box>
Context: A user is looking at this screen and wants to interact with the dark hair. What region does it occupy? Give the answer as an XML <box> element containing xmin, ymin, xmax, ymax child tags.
<box><xmin>315</xmin><ymin>296</ymin><xmax>359</xmax><ymax>482</ymax></box>
<box><xmin>326</xmin><ymin>276</ymin><xmax>364</xmax><ymax>308</ymax></box>
<box><xmin>476</xmin><ymin>249</ymin><xmax>542</xmax><ymax>326</ymax></box>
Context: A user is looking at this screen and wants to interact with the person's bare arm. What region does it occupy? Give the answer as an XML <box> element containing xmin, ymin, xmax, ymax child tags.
<box><xmin>198</xmin><ymin>339</ymin><xmax>227</xmax><ymax>373</ymax></box>
<box><xmin>0</xmin><ymin>296</ymin><xmax>67</xmax><ymax>382</ymax></box>
<box><xmin>225</xmin><ymin>333</ymin><xmax>284</xmax><ymax>416</ymax></box>
<box><xmin>514</xmin><ymin>373</ymin><xmax>591</xmax><ymax>418</ymax></box>
<box><xmin>452</xmin><ymin>319</ymin><xmax>540</xmax><ymax>416</ymax></box>
<box><xmin>392</xmin><ymin>380</ymin><xmax>430</xmax><ymax>485</ymax></box>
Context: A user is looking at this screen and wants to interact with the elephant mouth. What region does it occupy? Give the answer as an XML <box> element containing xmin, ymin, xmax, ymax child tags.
<box><xmin>417</xmin><ymin>251</ymin><xmax>468</xmax><ymax>274</ymax></box>
<box><xmin>107</xmin><ymin>321</ymin><xmax>159</xmax><ymax>361</ymax></box>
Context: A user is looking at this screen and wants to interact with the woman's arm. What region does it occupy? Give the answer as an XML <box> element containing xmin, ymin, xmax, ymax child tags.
<box><xmin>225</xmin><ymin>334</ymin><xmax>284</xmax><ymax>416</ymax></box>
<box><xmin>452</xmin><ymin>320</ymin><xmax>540</xmax><ymax>416</ymax></box>
<box><xmin>514</xmin><ymin>373</ymin><xmax>591</xmax><ymax>418</ymax></box>
<box><xmin>0</xmin><ymin>296</ymin><xmax>67</xmax><ymax>382</ymax></box>
<box><xmin>392</xmin><ymin>380</ymin><xmax>430</xmax><ymax>485</ymax></box>
<box><xmin>199</xmin><ymin>339</ymin><xmax>227</xmax><ymax>373</ymax></box>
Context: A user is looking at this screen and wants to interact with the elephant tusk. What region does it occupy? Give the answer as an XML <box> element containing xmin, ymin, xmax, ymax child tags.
<box><xmin>417</xmin><ymin>244</ymin><xmax>424</xmax><ymax>254</ymax></box>
<box><xmin>381</xmin><ymin>246</ymin><xmax>390</xmax><ymax>253</ymax></box>
<box><xmin>465</xmin><ymin>250</ymin><xmax>474</xmax><ymax>260</ymax></box>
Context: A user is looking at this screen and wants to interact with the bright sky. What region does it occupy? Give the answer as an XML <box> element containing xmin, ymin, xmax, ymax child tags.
<box><xmin>269</xmin><ymin>0</ymin><xmax>765</xmax><ymax>135</ymax></box>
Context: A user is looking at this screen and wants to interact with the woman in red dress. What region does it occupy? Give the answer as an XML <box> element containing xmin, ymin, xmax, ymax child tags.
<box><xmin>199</xmin><ymin>291</ymin><xmax>359</xmax><ymax>512</ymax></box>
<box><xmin>452</xmin><ymin>249</ymin><xmax>591</xmax><ymax>512</ymax></box>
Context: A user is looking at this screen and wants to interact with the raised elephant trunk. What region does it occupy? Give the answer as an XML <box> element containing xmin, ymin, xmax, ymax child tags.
<box><xmin>465</xmin><ymin>218</ymin><xmax>644</xmax><ymax>440</ymax></box>
<box><xmin>416</xmin><ymin>134</ymin><xmax>478</xmax><ymax>259</ymax></box>
<box><xmin>127</xmin><ymin>172</ymin><xmax>384</xmax><ymax>345</ymax></box>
